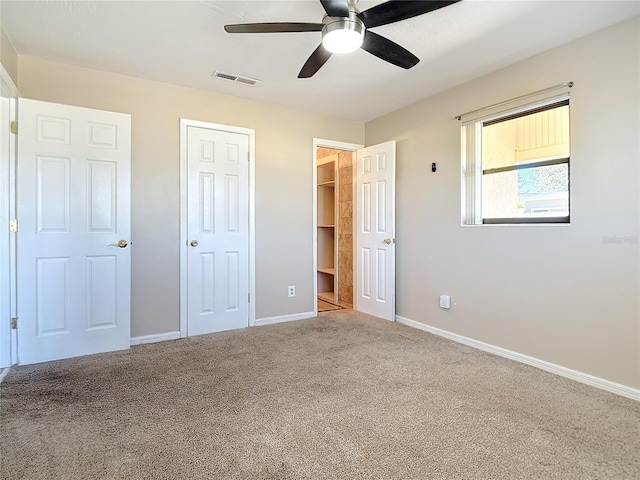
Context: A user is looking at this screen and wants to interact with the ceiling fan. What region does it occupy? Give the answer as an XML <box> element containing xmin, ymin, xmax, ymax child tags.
<box><xmin>224</xmin><ymin>0</ymin><xmax>461</xmax><ymax>78</ymax></box>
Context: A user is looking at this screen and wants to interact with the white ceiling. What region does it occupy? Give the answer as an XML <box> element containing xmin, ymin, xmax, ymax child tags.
<box><xmin>2</xmin><ymin>1</ymin><xmax>638</xmax><ymax>122</ymax></box>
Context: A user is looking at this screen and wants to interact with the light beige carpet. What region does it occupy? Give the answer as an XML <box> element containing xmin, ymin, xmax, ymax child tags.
<box><xmin>1</xmin><ymin>311</ymin><xmax>638</xmax><ymax>479</ymax></box>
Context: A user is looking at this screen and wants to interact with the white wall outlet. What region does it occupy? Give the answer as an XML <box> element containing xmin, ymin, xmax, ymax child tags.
<box><xmin>440</xmin><ymin>295</ymin><xmax>451</xmax><ymax>309</ymax></box>
<box><xmin>288</xmin><ymin>285</ymin><xmax>296</xmax><ymax>298</ymax></box>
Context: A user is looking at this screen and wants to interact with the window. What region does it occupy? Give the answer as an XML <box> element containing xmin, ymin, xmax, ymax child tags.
<box><xmin>462</xmin><ymin>95</ymin><xmax>570</xmax><ymax>224</ymax></box>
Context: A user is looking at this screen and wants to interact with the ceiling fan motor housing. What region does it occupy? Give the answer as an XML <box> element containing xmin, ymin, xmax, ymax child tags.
<box><xmin>321</xmin><ymin>11</ymin><xmax>365</xmax><ymax>54</ymax></box>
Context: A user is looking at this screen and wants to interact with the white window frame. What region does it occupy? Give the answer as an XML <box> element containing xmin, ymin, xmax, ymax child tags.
<box><xmin>531</xmin><ymin>207</ymin><xmax>566</xmax><ymax>214</ymax></box>
<box><xmin>461</xmin><ymin>93</ymin><xmax>571</xmax><ymax>226</ymax></box>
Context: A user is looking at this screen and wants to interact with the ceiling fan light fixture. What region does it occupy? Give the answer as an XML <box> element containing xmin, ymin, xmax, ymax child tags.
<box><xmin>322</xmin><ymin>18</ymin><xmax>364</xmax><ymax>54</ymax></box>
<box><xmin>224</xmin><ymin>0</ymin><xmax>461</xmax><ymax>77</ymax></box>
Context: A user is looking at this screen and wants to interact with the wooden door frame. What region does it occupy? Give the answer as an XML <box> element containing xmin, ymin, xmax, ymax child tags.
<box><xmin>0</xmin><ymin>65</ymin><xmax>19</xmax><ymax>368</ymax></box>
<box><xmin>312</xmin><ymin>138</ymin><xmax>363</xmax><ymax>316</ymax></box>
<box><xmin>179</xmin><ymin>119</ymin><xmax>256</xmax><ymax>337</ymax></box>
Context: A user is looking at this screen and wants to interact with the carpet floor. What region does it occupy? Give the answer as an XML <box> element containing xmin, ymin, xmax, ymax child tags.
<box><xmin>1</xmin><ymin>311</ymin><xmax>638</xmax><ymax>479</ymax></box>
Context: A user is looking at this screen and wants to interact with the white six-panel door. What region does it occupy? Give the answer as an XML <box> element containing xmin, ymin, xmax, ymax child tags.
<box><xmin>17</xmin><ymin>99</ymin><xmax>131</xmax><ymax>364</ymax></box>
<box><xmin>356</xmin><ymin>141</ymin><xmax>396</xmax><ymax>321</ymax></box>
<box><xmin>186</xmin><ymin>125</ymin><xmax>249</xmax><ymax>336</ymax></box>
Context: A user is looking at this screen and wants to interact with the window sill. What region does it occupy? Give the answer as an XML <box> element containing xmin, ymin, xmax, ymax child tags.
<box><xmin>460</xmin><ymin>222</ymin><xmax>572</xmax><ymax>228</ymax></box>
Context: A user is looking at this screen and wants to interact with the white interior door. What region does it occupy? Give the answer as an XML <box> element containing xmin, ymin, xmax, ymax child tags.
<box><xmin>17</xmin><ymin>98</ymin><xmax>131</xmax><ymax>365</ymax></box>
<box><xmin>355</xmin><ymin>141</ymin><xmax>396</xmax><ymax>320</ymax></box>
<box><xmin>186</xmin><ymin>125</ymin><xmax>249</xmax><ymax>336</ymax></box>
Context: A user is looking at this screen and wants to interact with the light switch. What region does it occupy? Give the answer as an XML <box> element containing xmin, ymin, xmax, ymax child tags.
<box><xmin>440</xmin><ymin>295</ymin><xmax>451</xmax><ymax>309</ymax></box>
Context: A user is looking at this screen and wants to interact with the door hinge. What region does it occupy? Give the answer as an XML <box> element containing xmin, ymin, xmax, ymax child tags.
<box><xmin>9</xmin><ymin>219</ymin><xmax>17</xmax><ymax>232</ymax></box>
<box><xmin>10</xmin><ymin>121</ymin><xmax>17</xmax><ymax>135</ymax></box>
<box><xmin>10</xmin><ymin>317</ymin><xmax>17</xmax><ymax>329</ymax></box>
<box><xmin>247</xmin><ymin>152</ymin><xmax>250</xmax><ymax>162</ymax></box>
<box><xmin>248</xmin><ymin>293</ymin><xmax>250</xmax><ymax>303</ymax></box>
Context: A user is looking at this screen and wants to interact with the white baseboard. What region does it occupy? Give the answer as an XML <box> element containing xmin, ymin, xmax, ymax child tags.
<box><xmin>0</xmin><ymin>366</ymin><xmax>10</xmax><ymax>384</ymax></box>
<box><xmin>255</xmin><ymin>311</ymin><xmax>315</xmax><ymax>327</ymax></box>
<box><xmin>130</xmin><ymin>331</ymin><xmax>181</xmax><ymax>346</ymax></box>
<box><xmin>395</xmin><ymin>315</ymin><xmax>640</xmax><ymax>402</ymax></box>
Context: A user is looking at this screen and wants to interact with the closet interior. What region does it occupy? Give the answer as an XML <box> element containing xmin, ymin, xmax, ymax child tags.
<box><xmin>316</xmin><ymin>147</ymin><xmax>354</xmax><ymax>310</ymax></box>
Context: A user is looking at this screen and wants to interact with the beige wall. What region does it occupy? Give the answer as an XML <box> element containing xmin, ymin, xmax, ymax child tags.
<box><xmin>1</xmin><ymin>24</ymin><xmax>18</xmax><ymax>85</ymax></box>
<box><xmin>366</xmin><ymin>17</ymin><xmax>640</xmax><ymax>388</ymax></box>
<box><xmin>18</xmin><ymin>57</ymin><xmax>364</xmax><ymax>336</ymax></box>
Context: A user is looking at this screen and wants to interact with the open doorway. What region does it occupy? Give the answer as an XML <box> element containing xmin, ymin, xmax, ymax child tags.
<box><xmin>313</xmin><ymin>139</ymin><xmax>362</xmax><ymax>314</ymax></box>
<box><xmin>313</xmin><ymin>138</ymin><xmax>397</xmax><ymax>321</ymax></box>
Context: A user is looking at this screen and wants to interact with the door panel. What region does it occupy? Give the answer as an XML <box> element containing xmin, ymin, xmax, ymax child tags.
<box><xmin>37</xmin><ymin>156</ymin><xmax>69</xmax><ymax>232</ymax></box>
<box><xmin>17</xmin><ymin>99</ymin><xmax>131</xmax><ymax>364</ymax></box>
<box><xmin>87</xmin><ymin>160</ymin><xmax>117</xmax><ymax>232</ymax></box>
<box><xmin>86</xmin><ymin>255</ymin><xmax>117</xmax><ymax>329</ymax></box>
<box><xmin>36</xmin><ymin>257</ymin><xmax>69</xmax><ymax>334</ymax></box>
<box><xmin>187</xmin><ymin>126</ymin><xmax>249</xmax><ymax>336</ymax></box>
<box><xmin>356</xmin><ymin>141</ymin><xmax>396</xmax><ymax>320</ymax></box>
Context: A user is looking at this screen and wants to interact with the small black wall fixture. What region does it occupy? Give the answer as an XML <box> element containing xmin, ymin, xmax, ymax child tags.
<box><xmin>431</xmin><ymin>162</ymin><xmax>437</xmax><ymax>173</ymax></box>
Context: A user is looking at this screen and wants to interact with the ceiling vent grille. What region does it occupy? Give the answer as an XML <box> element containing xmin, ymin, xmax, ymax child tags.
<box><xmin>212</xmin><ymin>70</ymin><xmax>260</xmax><ymax>86</ymax></box>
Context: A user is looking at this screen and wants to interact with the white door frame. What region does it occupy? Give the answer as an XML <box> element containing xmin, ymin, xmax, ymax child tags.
<box><xmin>179</xmin><ymin>119</ymin><xmax>256</xmax><ymax>336</ymax></box>
<box><xmin>312</xmin><ymin>138</ymin><xmax>363</xmax><ymax>316</ymax></box>
<box><xmin>0</xmin><ymin>64</ymin><xmax>19</xmax><ymax>368</ymax></box>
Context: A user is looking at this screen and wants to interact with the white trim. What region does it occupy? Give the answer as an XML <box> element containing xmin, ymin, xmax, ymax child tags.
<box><xmin>179</xmin><ymin>119</ymin><xmax>256</xmax><ymax>338</ymax></box>
<box><xmin>248</xmin><ymin>129</ymin><xmax>256</xmax><ymax>328</ymax></box>
<box><xmin>0</xmin><ymin>64</ymin><xmax>19</xmax><ymax>97</ymax></box>
<box><xmin>459</xmin><ymin>91</ymin><xmax>571</xmax><ymax>125</ymax></box>
<box><xmin>314</xmin><ymin>139</ymin><xmax>364</xmax><ymax>150</ymax></box>
<box><xmin>255</xmin><ymin>311</ymin><xmax>315</xmax><ymax>327</ymax></box>
<box><xmin>312</xmin><ymin>138</ymin><xmax>363</xmax><ymax>317</ymax></box>
<box><xmin>179</xmin><ymin>120</ymin><xmax>188</xmax><ymax>337</ymax></box>
<box><xmin>130</xmin><ymin>331</ymin><xmax>181</xmax><ymax>346</ymax></box>
<box><xmin>395</xmin><ymin>315</ymin><xmax>640</xmax><ymax>401</ymax></box>
<box><xmin>0</xmin><ymin>64</ymin><xmax>19</xmax><ymax>368</ymax></box>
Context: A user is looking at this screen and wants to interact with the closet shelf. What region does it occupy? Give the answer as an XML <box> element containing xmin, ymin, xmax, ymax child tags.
<box><xmin>318</xmin><ymin>292</ymin><xmax>336</xmax><ymax>303</ymax></box>
<box><xmin>318</xmin><ymin>268</ymin><xmax>335</xmax><ymax>275</ymax></box>
<box><xmin>317</xmin><ymin>152</ymin><xmax>338</xmax><ymax>306</ymax></box>
<box><xmin>317</xmin><ymin>157</ymin><xmax>336</xmax><ymax>167</ymax></box>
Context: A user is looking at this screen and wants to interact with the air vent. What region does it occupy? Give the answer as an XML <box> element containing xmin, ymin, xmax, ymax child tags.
<box><xmin>212</xmin><ymin>71</ymin><xmax>260</xmax><ymax>86</ymax></box>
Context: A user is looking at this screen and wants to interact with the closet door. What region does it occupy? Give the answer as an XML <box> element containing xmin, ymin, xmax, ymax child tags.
<box><xmin>186</xmin><ymin>125</ymin><xmax>250</xmax><ymax>336</ymax></box>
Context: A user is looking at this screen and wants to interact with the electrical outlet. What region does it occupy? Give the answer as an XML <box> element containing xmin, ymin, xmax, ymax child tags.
<box><xmin>288</xmin><ymin>285</ymin><xmax>295</xmax><ymax>298</ymax></box>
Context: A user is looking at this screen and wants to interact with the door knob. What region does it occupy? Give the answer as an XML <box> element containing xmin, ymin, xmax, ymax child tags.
<box><xmin>383</xmin><ymin>238</ymin><xmax>393</xmax><ymax>245</ymax></box>
<box><xmin>190</xmin><ymin>240</ymin><xmax>198</xmax><ymax>247</ymax></box>
<box><xmin>109</xmin><ymin>240</ymin><xmax>128</xmax><ymax>248</ymax></box>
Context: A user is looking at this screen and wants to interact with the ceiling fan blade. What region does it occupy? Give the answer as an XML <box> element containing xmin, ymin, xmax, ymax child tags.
<box><xmin>358</xmin><ymin>0</ymin><xmax>461</xmax><ymax>28</ymax></box>
<box><xmin>298</xmin><ymin>44</ymin><xmax>333</xmax><ymax>78</ymax></box>
<box><xmin>224</xmin><ymin>23</ymin><xmax>323</xmax><ymax>34</ymax></box>
<box><xmin>360</xmin><ymin>31</ymin><xmax>419</xmax><ymax>70</ymax></box>
<box><xmin>320</xmin><ymin>0</ymin><xmax>350</xmax><ymax>17</ymax></box>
